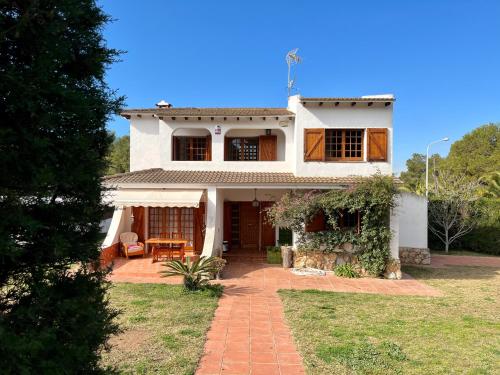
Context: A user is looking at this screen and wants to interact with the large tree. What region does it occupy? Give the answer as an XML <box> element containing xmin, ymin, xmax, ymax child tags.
<box><xmin>0</xmin><ymin>1</ymin><xmax>122</xmax><ymax>373</ymax></box>
<box><xmin>400</xmin><ymin>153</ymin><xmax>443</xmax><ymax>195</ymax></box>
<box><xmin>107</xmin><ymin>134</ymin><xmax>130</xmax><ymax>174</ymax></box>
<box><xmin>445</xmin><ymin>123</ymin><xmax>500</xmax><ymax>178</ymax></box>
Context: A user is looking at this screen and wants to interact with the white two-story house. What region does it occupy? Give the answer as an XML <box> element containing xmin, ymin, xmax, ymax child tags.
<box><xmin>102</xmin><ymin>94</ymin><xmax>428</xmax><ymax>264</ymax></box>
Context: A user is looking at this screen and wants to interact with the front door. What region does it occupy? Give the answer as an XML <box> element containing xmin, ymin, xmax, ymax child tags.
<box><xmin>240</xmin><ymin>203</ymin><xmax>259</xmax><ymax>248</ymax></box>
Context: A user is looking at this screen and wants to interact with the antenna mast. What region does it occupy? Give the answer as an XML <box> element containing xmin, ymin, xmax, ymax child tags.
<box><xmin>286</xmin><ymin>48</ymin><xmax>301</xmax><ymax>97</ymax></box>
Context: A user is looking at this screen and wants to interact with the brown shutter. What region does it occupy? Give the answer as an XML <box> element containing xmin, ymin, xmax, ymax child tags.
<box><xmin>260</xmin><ymin>202</ymin><xmax>276</xmax><ymax>247</ymax></box>
<box><xmin>172</xmin><ymin>137</ymin><xmax>179</xmax><ymax>161</ymax></box>
<box><xmin>194</xmin><ymin>203</ymin><xmax>205</xmax><ymax>253</ymax></box>
<box><xmin>259</xmin><ymin>135</ymin><xmax>277</xmax><ymax>161</ymax></box>
<box><xmin>367</xmin><ymin>128</ymin><xmax>388</xmax><ymax>161</ymax></box>
<box><xmin>224</xmin><ymin>138</ymin><xmax>231</xmax><ymax>161</ymax></box>
<box><xmin>223</xmin><ymin>202</ymin><xmax>232</xmax><ymax>243</ymax></box>
<box><xmin>206</xmin><ymin>134</ymin><xmax>212</xmax><ymax>161</ymax></box>
<box><xmin>304</xmin><ymin>129</ymin><xmax>325</xmax><ymax>161</ymax></box>
<box><xmin>305</xmin><ymin>211</ymin><xmax>326</xmax><ymax>232</ymax></box>
<box><xmin>131</xmin><ymin>207</ymin><xmax>145</xmax><ymax>243</ymax></box>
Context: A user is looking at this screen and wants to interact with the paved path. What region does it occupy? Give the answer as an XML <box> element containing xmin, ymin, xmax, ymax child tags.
<box><xmin>195</xmin><ymin>262</ymin><xmax>440</xmax><ymax>375</ymax></box>
<box><xmin>430</xmin><ymin>254</ymin><xmax>500</xmax><ymax>268</ymax></box>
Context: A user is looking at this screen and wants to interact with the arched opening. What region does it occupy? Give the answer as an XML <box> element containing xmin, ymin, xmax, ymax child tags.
<box><xmin>223</xmin><ymin>128</ymin><xmax>286</xmax><ymax>161</ymax></box>
<box><xmin>171</xmin><ymin>128</ymin><xmax>211</xmax><ymax>161</ymax></box>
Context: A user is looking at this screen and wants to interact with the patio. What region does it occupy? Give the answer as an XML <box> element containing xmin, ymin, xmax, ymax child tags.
<box><xmin>108</xmin><ymin>255</ymin><xmax>440</xmax><ymax>297</ymax></box>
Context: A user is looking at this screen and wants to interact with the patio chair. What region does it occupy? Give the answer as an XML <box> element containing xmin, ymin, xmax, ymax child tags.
<box><xmin>119</xmin><ymin>232</ymin><xmax>145</xmax><ymax>259</ymax></box>
<box><xmin>170</xmin><ymin>232</ymin><xmax>185</xmax><ymax>261</ymax></box>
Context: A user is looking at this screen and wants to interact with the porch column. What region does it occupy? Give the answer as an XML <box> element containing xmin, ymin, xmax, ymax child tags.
<box><xmin>202</xmin><ymin>187</ymin><xmax>221</xmax><ymax>257</ymax></box>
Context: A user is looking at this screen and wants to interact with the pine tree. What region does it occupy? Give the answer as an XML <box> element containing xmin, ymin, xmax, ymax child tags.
<box><xmin>0</xmin><ymin>1</ymin><xmax>123</xmax><ymax>372</ymax></box>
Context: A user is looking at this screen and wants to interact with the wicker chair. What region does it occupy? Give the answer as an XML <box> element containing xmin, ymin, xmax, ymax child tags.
<box><xmin>119</xmin><ymin>232</ymin><xmax>145</xmax><ymax>259</ymax></box>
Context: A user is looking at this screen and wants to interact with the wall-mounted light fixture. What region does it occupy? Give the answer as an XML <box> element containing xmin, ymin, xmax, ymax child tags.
<box><xmin>252</xmin><ymin>189</ymin><xmax>260</xmax><ymax>208</ymax></box>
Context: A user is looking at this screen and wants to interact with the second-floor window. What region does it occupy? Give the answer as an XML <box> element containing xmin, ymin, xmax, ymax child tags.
<box><xmin>325</xmin><ymin>129</ymin><xmax>364</xmax><ymax>161</ymax></box>
<box><xmin>226</xmin><ymin>137</ymin><xmax>259</xmax><ymax>161</ymax></box>
<box><xmin>173</xmin><ymin>136</ymin><xmax>211</xmax><ymax>161</ymax></box>
<box><xmin>304</xmin><ymin>128</ymin><xmax>388</xmax><ymax>162</ymax></box>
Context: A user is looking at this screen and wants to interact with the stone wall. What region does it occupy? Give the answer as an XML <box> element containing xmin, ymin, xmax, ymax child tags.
<box><xmin>292</xmin><ymin>245</ymin><xmax>403</xmax><ymax>280</ymax></box>
<box><xmin>399</xmin><ymin>247</ymin><xmax>431</xmax><ymax>265</ymax></box>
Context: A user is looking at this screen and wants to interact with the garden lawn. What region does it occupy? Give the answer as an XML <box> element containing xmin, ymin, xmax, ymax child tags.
<box><xmin>279</xmin><ymin>265</ymin><xmax>500</xmax><ymax>375</ymax></box>
<box><xmin>100</xmin><ymin>283</ymin><xmax>220</xmax><ymax>375</ymax></box>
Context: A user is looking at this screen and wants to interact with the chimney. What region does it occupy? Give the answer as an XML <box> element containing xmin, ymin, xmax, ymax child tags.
<box><xmin>156</xmin><ymin>100</ymin><xmax>172</xmax><ymax>108</ymax></box>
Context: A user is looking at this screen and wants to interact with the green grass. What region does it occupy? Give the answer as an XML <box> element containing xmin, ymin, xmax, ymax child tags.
<box><xmin>100</xmin><ymin>283</ymin><xmax>220</xmax><ymax>375</ymax></box>
<box><xmin>279</xmin><ymin>265</ymin><xmax>500</xmax><ymax>375</ymax></box>
<box><xmin>431</xmin><ymin>249</ymin><xmax>499</xmax><ymax>257</ymax></box>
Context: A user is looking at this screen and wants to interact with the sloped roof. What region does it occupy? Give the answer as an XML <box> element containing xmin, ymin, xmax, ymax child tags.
<box><xmin>121</xmin><ymin>108</ymin><xmax>294</xmax><ymax>117</ymax></box>
<box><xmin>103</xmin><ymin>169</ymin><xmax>368</xmax><ymax>186</ymax></box>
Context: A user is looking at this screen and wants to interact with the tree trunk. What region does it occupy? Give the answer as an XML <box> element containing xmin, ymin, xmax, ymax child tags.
<box><xmin>445</xmin><ymin>229</ymin><xmax>449</xmax><ymax>253</ymax></box>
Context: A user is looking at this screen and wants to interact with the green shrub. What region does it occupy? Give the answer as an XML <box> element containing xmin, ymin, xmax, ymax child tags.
<box><xmin>334</xmin><ymin>264</ymin><xmax>360</xmax><ymax>278</ymax></box>
<box><xmin>161</xmin><ymin>257</ymin><xmax>218</xmax><ymax>290</ymax></box>
<box><xmin>266</xmin><ymin>246</ymin><xmax>282</xmax><ymax>264</ymax></box>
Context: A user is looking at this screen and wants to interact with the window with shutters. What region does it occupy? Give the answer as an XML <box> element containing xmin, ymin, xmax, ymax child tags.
<box><xmin>325</xmin><ymin>129</ymin><xmax>364</xmax><ymax>161</ymax></box>
<box><xmin>305</xmin><ymin>209</ymin><xmax>361</xmax><ymax>234</ymax></box>
<box><xmin>225</xmin><ymin>137</ymin><xmax>259</xmax><ymax>161</ymax></box>
<box><xmin>173</xmin><ymin>136</ymin><xmax>210</xmax><ymax>161</ymax></box>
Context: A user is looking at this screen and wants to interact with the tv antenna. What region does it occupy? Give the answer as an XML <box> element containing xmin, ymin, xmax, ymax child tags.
<box><xmin>286</xmin><ymin>48</ymin><xmax>301</xmax><ymax>97</ymax></box>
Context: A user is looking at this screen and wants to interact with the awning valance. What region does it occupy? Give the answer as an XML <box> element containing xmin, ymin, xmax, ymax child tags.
<box><xmin>107</xmin><ymin>189</ymin><xmax>204</xmax><ymax>208</ymax></box>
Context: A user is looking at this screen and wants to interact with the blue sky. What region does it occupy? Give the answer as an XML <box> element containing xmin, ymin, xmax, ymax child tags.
<box><xmin>101</xmin><ymin>0</ymin><xmax>500</xmax><ymax>173</ymax></box>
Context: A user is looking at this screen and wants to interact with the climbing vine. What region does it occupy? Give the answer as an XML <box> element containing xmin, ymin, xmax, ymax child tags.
<box><xmin>266</xmin><ymin>174</ymin><xmax>398</xmax><ymax>276</ymax></box>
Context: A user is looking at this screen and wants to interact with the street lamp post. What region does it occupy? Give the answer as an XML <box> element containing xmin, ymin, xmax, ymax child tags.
<box><xmin>425</xmin><ymin>137</ymin><xmax>449</xmax><ymax>197</ymax></box>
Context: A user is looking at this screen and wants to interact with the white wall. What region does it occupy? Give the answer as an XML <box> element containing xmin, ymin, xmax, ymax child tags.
<box><xmin>130</xmin><ymin>116</ymin><xmax>294</xmax><ymax>173</ymax></box>
<box><xmin>128</xmin><ymin>96</ymin><xmax>393</xmax><ymax>178</ymax></box>
<box><xmin>397</xmin><ymin>192</ymin><xmax>428</xmax><ymax>249</ymax></box>
<box><xmin>102</xmin><ymin>207</ymin><xmax>132</xmax><ymax>248</ymax></box>
<box><xmin>291</xmin><ymin>97</ymin><xmax>393</xmax><ymax>177</ymax></box>
<box><xmin>130</xmin><ymin>117</ymin><xmax>161</xmax><ymax>171</ymax></box>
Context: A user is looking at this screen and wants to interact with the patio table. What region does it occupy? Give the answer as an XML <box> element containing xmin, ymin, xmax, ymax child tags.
<box><xmin>146</xmin><ymin>238</ymin><xmax>188</xmax><ymax>263</ymax></box>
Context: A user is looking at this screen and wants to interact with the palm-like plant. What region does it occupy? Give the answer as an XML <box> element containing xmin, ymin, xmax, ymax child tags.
<box><xmin>161</xmin><ymin>256</ymin><xmax>218</xmax><ymax>291</ymax></box>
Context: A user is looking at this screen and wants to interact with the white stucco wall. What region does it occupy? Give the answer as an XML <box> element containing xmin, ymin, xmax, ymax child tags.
<box><xmin>291</xmin><ymin>96</ymin><xmax>393</xmax><ymax>177</ymax></box>
<box><xmin>102</xmin><ymin>206</ymin><xmax>132</xmax><ymax>248</ymax></box>
<box><xmin>129</xmin><ymin>116</ymin><xmax>294</xmax><ymax>173</ymax></box>
<box><xmin>127</xmin><ymin>95</ymin><xmax>394</xmax><ymax>177</ymax></box>
<box><xmin>397</xmin><ymin>192</ymin><xmax>428</xmax><ymax>249</ymax></box>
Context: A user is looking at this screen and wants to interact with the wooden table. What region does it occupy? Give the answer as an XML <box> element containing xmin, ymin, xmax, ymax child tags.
<box><xmin>145</xmin><ymin>238</ymin><xmax>188</xmax><ymax>263</ymax></box>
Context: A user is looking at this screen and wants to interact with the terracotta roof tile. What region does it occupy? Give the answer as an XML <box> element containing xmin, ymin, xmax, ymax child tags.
<box><xmin>300</xmin><ymin>97</ymin><xmax>395</xmax><ymax>102</ymax></box>
<box><xmin>121</xmin><ymin>108</ymin><xmax>294</xmax><ymax>117</ymax></box>
<box><xmin>103</xmin><ymin>169</ymin><xmax>376</xmax><ymax>186</ymax></box>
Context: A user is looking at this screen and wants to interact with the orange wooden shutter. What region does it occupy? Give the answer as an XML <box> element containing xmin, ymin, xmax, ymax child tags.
<box><xmin>131</xmin><ymin>207</ymin><xmax>145</xmax><ymax>242</ymax></box>
<box><xmin>194</xmin><ymin>203</ymin><xmax>205</xmax><ymax>253</ymax></box>
<box><xmin>259</xmin><ymin>135</ymin><xmax>277</xmax><ymax>161</ymax></box>
<box><xmin>367</xmin><ymin>128</ymin><xmax>388</xmax><ymax>161</ymax></box>
<box><xmin>304</xmin><ymin>129</ymin><xmax>325</xmax><ymax>161</ymax></box>
<box><xmin>305</xmin><ymin>211</ymin><xmax>326</xmax><ymax>232</ymax></box>
<box><xmin>223</xmin><ymin>202</ymin><xmax>232</xmax><ymax>243</ymax></box>
<box><xmin>206</xmin><ymin>134</ymin><xmax>212</xmax><ymax>161</ymax></box>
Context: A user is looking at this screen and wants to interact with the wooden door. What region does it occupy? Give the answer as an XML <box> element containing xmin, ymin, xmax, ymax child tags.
<box><xmin>259</xmin><ymin>135</ymin><xmax>277</xmax><ymax>161</ymax></box>
<box><xmin>240</xmin><ymin>203</ymin><xmax>259</xmax><ymax>249</ymax></box>
<box><xmin>260</xmin><ymin>202</ymin><xmax>276</xmax><ymax>247</ymax></box>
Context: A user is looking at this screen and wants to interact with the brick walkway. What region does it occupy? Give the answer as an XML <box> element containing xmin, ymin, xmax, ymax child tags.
<box><xmin>430</xmin><ymin>254</ymin><xmax>500</xmax><ymax>268</ymax></box>
<box><xmin>108</xmin><ymin>256</ymin><xmax>441</xmax><ymax>375</ymax></box>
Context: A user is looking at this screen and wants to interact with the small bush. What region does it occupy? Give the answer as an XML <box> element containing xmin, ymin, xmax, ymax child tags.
<box><xmin>334</xmin><ymin>264</ymin><xmax>360</xmax><ymax>278</ymax></box>
<box><xmin>266</xmin><ymin>246</ymin><xmax>282</xmax><ymax>264</ymax></box>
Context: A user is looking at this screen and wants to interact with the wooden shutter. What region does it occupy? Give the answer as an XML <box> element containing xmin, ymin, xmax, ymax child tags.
<box><xmin>305</xmin><ymin>211</ymin><xmax>326</xmax><ymax>232</ymax></box>
<box><xmin>367</xmin><ymin>128</ymin><xmax>388</xmax><ymax>161</ymax></box>
<box><xmin>172</xmin><ymin>136</ymin><xmax>179</xmax><ymax>161</ymax></box>
<box><xmin>259</xmin><ymin>135</ymin><xmax>277</xmax><ymax>161</ymax></box>
<box><xmin>206</xmin><ymin>134</ymin><xmax>212</xmax><ymax>161</ymax></box>
<box><xmin>304</xmin><ymin>129</ymin><xmax>325</xmax><ymax>161</ymax></box>
<box><xmin>194</xmin><ymin>203</ymin><xmax>205</xmax><ymax>253</ymax></box>
<box><xmin>260</xmin><ymin>202</ymin><xmax>276</xmax><ymax>247</ymax></box>
<box><xmin>131</xmin><ymin>207</ymin><xmax>145</xmax><ymax>243</ymax></box>
<box><xmin>223</xmin><ymin>202</ymin><xmax>232</xmax><ymax>243</ymax></box>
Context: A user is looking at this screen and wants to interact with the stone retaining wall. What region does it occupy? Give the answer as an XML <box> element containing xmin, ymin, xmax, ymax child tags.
<box><xmin>290</xmin><ymin>246</ymin><xmax>402</xmax><ymax>279</ymax></box>
<box><xmin>399</xmin><ymin>247</ymin><xmax>431</xmax><ymax>265</ymax></box>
